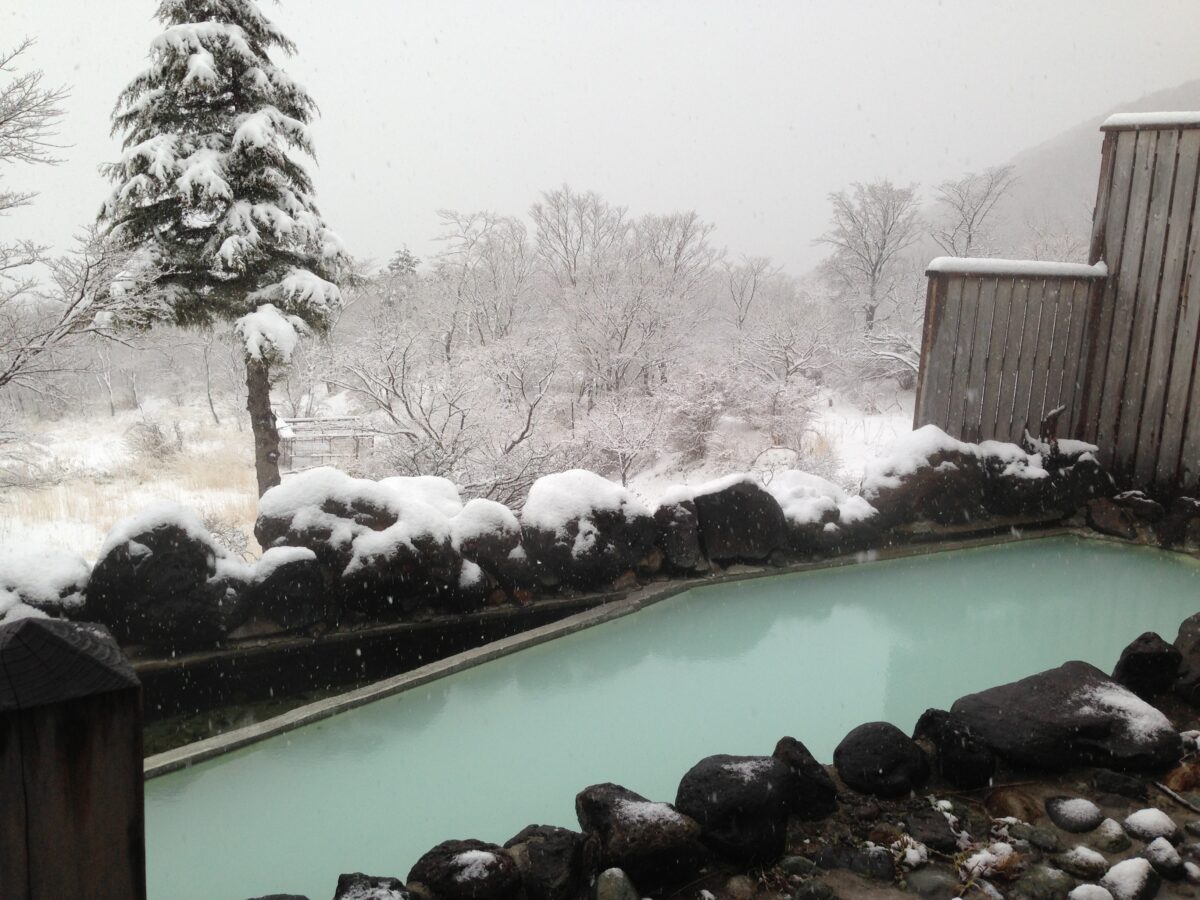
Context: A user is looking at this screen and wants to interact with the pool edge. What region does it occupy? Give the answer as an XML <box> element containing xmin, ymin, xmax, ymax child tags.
<box><xmin>143</xmin><ymin>525</ymin><xmax>1089</xmax><ymax>779</ymax></box>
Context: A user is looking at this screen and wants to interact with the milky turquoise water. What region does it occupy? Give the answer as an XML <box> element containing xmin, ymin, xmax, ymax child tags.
<box><xmin>144</xmin><ymin>536</ymin><xmax>1200</xmax><ymax>900</ymax></box>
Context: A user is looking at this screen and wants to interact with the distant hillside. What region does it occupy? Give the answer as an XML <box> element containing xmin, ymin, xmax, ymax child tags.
<box><xmin>928</xmin><ymin>80</ymin><xmax>1200</xmax><ymax>263</ymax></box>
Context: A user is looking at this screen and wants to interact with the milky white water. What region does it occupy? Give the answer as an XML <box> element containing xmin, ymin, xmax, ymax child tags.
<box><xmin>144</xmin><ymin>536</ymin><xmax>1200</xmax><ymax>899</ymax></box>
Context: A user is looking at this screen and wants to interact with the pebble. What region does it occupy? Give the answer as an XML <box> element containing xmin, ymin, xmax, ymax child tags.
<box><xmin>1094</xmin><ymin>818</ymin><xmax>1133</xmax><ymax>853</ymax></box>
<box><xmin>791</xmin><ymin>880</ymin><xmax>835</xmax><ymax>900</ymax></box>
<box><xmin>1101</xmin><ymin>857</ymin><xmax>1161</xmax><ymax>900</ymax></box>
<box><xmin>594</xmin><ymin>868</ymin><xmax>639</xmax><ymax>900</ymax></box>
<box><xmin>1010</xmin><ymin>821</ymin><xmax>1061</xmax><ymax>852</ymax></box>
<box><xmin>1124</xmin><ymin>808</ymin><xmax>1180</xmax><ymax>843</ymax></box>
<box><xmin>1054</xmin><ymin>844</ymin><xmax>1109</xmax><ymax>880</ymax></box>
<box><xmin>725</xmin><ymin>875</ymin><xmax>755</xmax><ymax>900</ymax></box>
<box><xmin>1143</xmin><ymin>835</ymin><xmax>1185</xmax><ymax>880</ymax></box>
<box><xmin>1068</xmin><ymin>887</ymin><xmax>1114</xmax><ymax>900</ymax></box>
<box><xmin>778</xmin><ymin>856</ymin><xmax>817</xmax><ymax>877</ymax></box>
<box><xmin>1047</xmin><ymin>797</ymin><xmax>1106</xmax><ymax>833</ymax></box>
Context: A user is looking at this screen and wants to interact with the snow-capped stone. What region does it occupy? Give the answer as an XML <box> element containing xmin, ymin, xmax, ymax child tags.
<box><xmin>331</xmin><ymin>871</ymin><xmax>410</xmax><ymax>900</ymax></box>
<box><xmin>1123</xmin><ymin>808</ymin><xmax>1179</xmax><ymax>843</ymax></box>
<box><xmin>0</xmin><ymin>542</ymin><xmax>89</xmax><ymax>620</ymax></box>
<box><xmin>1142</xmin><ymin>836</ymin><xmax>1184</xmax><ymax>880</ymax></box>
<box><xmin>575</xmin><ymin>783</ymin><xmax>704</xmax><ymax>889</ymax></box>
<box><xmin>674</xmin><ymin>754</ymin><xmax>794</xmax><ymax>866</ymax></box>
<box><xmin>950</xmin><ymin>661</ymin><xmax>1182</xmax><ymax>771</ymax></box>
<box><xmin>521</xmin><ymin>470</ymin><xmax>655</xmax><ymax>588</ymax></box>
<box><xmin>1100</xmin><ymin>857</ymin><xmax>1160</xmax><ymax>900</ymax></box>
<box><xmin>863</xmin><ymin>425</ymin><xmax>988</xmax><ymax>526</ymax></box>
<box><xmin>662</xmin><ymin>475</ymin><xmax>788</xmax><ymax>562</ymax></box>
<box><xmin>1046</xmin><ymin>797</ymin><xmax>1106</xmax><ymax>833</ymax></box>
<box><xmin>1054</xmin><ymin>844</ymin><xmax>1108</xmax><ymax>880</ymax></box>
<box><xmin>407</xmin><ymin>840</ymin><xmax>519</xmax><ymax>900</ymax></box>
<box><xmin>1068</xmin><ymin>886</ymin><xmax>1114</xmax><ymax>900</ymax></box>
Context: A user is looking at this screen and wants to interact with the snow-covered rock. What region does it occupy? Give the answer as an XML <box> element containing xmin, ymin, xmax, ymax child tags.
<box><xmin>450</xmin><ymin>499</ymin><xmax>530</xmax><ymax>590</ymax></box>
<box><xmin>407</xmin><ymin>839</ymin><xmax>521</xmax><ymax>900</ymax></box>
<box><xmin>951</xmin><ymin>661</ymin><xmax>1182</xmax><ymax>771</ymax></box>
<box><xmin>863</xmin><ymin>425</ymin><xmax>988</xmax><ymax>525</ymax></box>
<box><xmin>1101</xmin><ymin>857</ymin><xmax>1160</xmax><ymax>900</ymax></box>
<box><xmin>764</xmin><ymin>469</ymin><xmax>879</xmax><ymax>555</ymax></box>
<box><xmin>1122</xmin><ymin>808</ymin><xmax>1179</xmax><ymax>843</ymax></box>
<box><xmin>0</xmin><ymin>542</ymin><xmax>89</xmax><ymax>622</ymax></box>
<box><xmin>521</xmin><ymin>470</ymin><xmax>656</xmax><ymax>588</ymax></box>
<box><xmin>652</xmin><ymin>498</ymin><xmax>704</xmax><ymax>572</ymax></box>
<box><xmin>1045</xmin><ymin>796</ymin><xmax>1105</xmax><ymax>833</ymax></box>
<box><xmin>662</xmin><ymin>474</ymin><xmax>787</xmax><ymax>562</ymax></box>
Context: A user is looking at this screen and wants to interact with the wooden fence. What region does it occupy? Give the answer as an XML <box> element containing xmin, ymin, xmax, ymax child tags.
<box><xmin>915</xmin><ymin>112</ymin><xmax>1200</xmax><ymax>494</ymax></box>
<box><xmin>278</xmin><ymin>416</ymin><xmax>375</xmax><ymax>472</ymax></box>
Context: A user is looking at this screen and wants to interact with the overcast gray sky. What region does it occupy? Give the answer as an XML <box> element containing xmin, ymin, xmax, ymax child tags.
<box><xmin>6</xmin><ymin>0</ymin><xmax>1200</xmax><ymax>273</ymax></box>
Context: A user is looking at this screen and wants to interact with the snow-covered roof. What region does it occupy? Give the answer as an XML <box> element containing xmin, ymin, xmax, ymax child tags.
<box><xmin>926</xmin><ymin>257</ymin><xmax>1108</xmax><ymax>279</ymax></box>
<box><xmin>1102</xmin><ymin>111</ymin><xmax>1200</xmax><ymax>131</ymax></box>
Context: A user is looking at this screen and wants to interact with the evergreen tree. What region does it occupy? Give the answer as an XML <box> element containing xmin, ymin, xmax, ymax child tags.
<box><xmin>100</xmin><ymin>0</ymin><xmax>347</xmax><ymax>495</ymax></box>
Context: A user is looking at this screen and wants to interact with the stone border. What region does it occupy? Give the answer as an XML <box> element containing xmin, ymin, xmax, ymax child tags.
<box><xmin>145</xmin><ymin>523</ymin><xmax>1080</xmax><ymax>779</ymax></box>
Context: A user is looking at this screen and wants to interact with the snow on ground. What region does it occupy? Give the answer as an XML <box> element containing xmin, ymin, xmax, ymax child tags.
<box><xmin>1</xmin><ymin>389</ymin><xmax>918</xmax><ymax>563</ymax></box>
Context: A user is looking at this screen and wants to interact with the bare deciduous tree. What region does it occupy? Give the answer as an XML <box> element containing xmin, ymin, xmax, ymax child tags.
<box><xmin>817</xmin><ymin>180</ymin><xmax>921</xmax><ymax>333</ymax></box>
<box><xmin>931</xmin><ymin>164</ymin><xmax>1017</xmax><ymax>257</ymax></box>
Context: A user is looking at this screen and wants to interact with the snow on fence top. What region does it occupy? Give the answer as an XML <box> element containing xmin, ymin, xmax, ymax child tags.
<box><xmin>925</xmin><ymin>257</ymin><xmax>1108</xmax><ymax>279</ymax></box>
<box><xmin>1101</xmin><ymin>111</ymin><xmax>1200</xmax><ymax>132</ymax></box>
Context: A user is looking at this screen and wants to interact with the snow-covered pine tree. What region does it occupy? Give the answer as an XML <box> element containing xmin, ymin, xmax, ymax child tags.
<box><xmin>100</xmin><ymin>0</ymin><xmax>347</xmax><ymax>495</ymax></box>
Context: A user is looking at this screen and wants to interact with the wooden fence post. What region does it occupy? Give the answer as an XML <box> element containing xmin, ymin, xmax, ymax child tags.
<box><xmin>0</xmin><ymin>617</ymin><xmax>145</xmax><ymax>900</ymax></box>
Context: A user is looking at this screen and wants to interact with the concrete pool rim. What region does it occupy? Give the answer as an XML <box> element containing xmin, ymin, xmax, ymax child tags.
<box><xmin>142</xmin><ymin>524</ymin><xmax>1179</xmax><ymax>779</ymax></box>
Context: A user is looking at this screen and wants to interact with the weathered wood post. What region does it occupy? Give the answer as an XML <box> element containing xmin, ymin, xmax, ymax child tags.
<box><xmin>0</xmin><ymin>617</ymin><xmax>145</xmax><ymax>900</ymax></box>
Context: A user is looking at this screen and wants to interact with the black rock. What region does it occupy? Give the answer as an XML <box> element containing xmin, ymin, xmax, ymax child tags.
<box><xmin>1087</xmin><ymin>498</ymin><xmax>1138</xmax><ymax>539</ymax></box>
<box><xmin>1113</xmin><ymin>632</ymin><xmax>1181</xmax><ymax>699</ymax></box>
<box><xmin>575</xmin><ymin>783</ymin><xmax>705</xmax><ymax>889</ymax></box>
<box><xmin>864</xmin><ymin>441</ymin><xmax>987</xmax><ymax>527</ymax></box>
<box><xmin>1045</xmin><ymin>796</ymin><xmax>1105</xmax><ymax>833</ymax></box>
<box><xmin>833</xmin><ymin>721</ymin><xmax>929</xmax><ymax>798</ymax></box>
<box><xmin>333</xmin><ymin>872</ymin><xmax>410</xmax><ymax>899</ymax></box>
<box><xmin>773</xmin><ymin>736</ymin><xmax>838</xmax><ymax>820</ymax></box>
<box><xmin>248</xmin><ymin>549</ymin><xmax>330</xmax><ymax>632</ymax></box>
<box><xmin>653</xmin><ymin>501</ymin><xmax>704</xmax><ymax>571</ymax></box>
<box><xmin>1092</xmin><ymin>768</ymin><xmax>1149</xmax><ymax>801</ymax></box>
<box><xmin>674</xmin><ymin>754</ymin><xmax>793</xmax><ymax>866</ymax></box>
<box><xmin>903</xmin><ymin>865</ymin><xmax>962</xmax><ymax>899</ymax></box>
<box><xmin>791</xmin><ymin>880</ymin><xmax>837</xmax><ymax>900</ymax></box>
<box><xmin>1173</xmin><ymin>612</ymin><xmax>1200</xmax><ymax>707</ymax></box>
<box><xmin>502</xmin><ymin>825</ymin><xmax>584</xmax><ymax>900</ymax></box>
<box><xmin>1009</xmin><ymin>822</ymin><xmax>1059</xmax><ymax>852</ymax></box>
<box><xmin>407</xmin><ymin>839</ymin><xmax>521</xmax><ymax>900</ymax></box>
<box><xmin>689</xmin><ymin>480</ymin><xmax>789</xmax><ymax>563</ymax></box>
<box><xmin>84</xmin><ymin>521</ymin><xmax>227</xmax><ymax>649</ymax></box>
<box><xmin>950</xmin><ymin>661</ymin><xmax>1182</xmax><ymax>771</ymax></box>
<box><xmin>1008</xmin><ymin>864</ymin><xmax>1076</xmax><ymax>900</ymax></box>
<box><xmin>341</xmin><ymin>523</ymin><xmax>467</xmax><ymax>618</ymax></box>
<box><xmin>812</xmin><ymin>844</ymin><xmax>895</xmax><ymax>881</ymax></box>
<box><xmin>912</xmin><ymin>708</ymin><xmax>996</xmax><ymax>789</ymax></box>
<box><xmin>1114</xmin><ymin>491</ymin><xmax>1167</xmax><ymax>523</ymax></box>
<box><xmin>247</xmin><ymin>895</ymin><xmax>310</xmax><ymax>900</ymax></box>
<box><xmin>902</xmin><ymin>805</ymin><xmax>960</xmax><ymax>854</ymax></box>
<box><xmin>1154</xmin><ymin>497</ymin><xmax>1200</xmax><ymax>549</ymax></box>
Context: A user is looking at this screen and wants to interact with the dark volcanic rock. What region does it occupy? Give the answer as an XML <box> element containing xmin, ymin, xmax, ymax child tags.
<box><xmin>85</xmin><ymin>520</ymin><xmax>226</xmax><ymax>648</ymax></box>
<box><xmin>247</xmin><ymin>548</ymin><xmax>329</xmax><ymax>631</ymax></box>
<box><xmin>1154</xmin><ymin>497</ymin><xmax>1200</xmax><ymax>548</ymax></box>
<box><xmin>833</xmin><ymin>722</ymin><xmax>929</xmax><ymax>798</ymax></box>
<box><xmin>521</xmin><ymin>472</ymin><xmax>657</xmax><ymax>589</ymax></box>
<box><xmin>1113</xmin><ymin>632</ymin><xmax>1181</xmax><ymax>698</ymax></box>
<box><xmin>913</xmin><ymin>708</ymin><xmax>996</xmax><ymax>789</ymax></box>
<box><xmin>689</xmin><ymin>478</ymin><xmax>789</xmax><ymax>562</ymax></box>
<box><xmin>772</xmin><ymin>736</ymin><xmax>838</xmax><ymax>820</ymax></box>
<box><xmin>902</xmin><ymin>804</ymin><xmax>960</xmax><ymax>854</ymax></box>
<box><xmin>333</xmin><ymin>872</ymin><xmax>410</xmax><ymax>899</ymax></box>
<box><xmin>502</xmin><ymin>825</ymin><xmax>584</xmax><ymax>900</ymax></box>
<box><xmin>950</xmin><ymin>661</ymin><xmax>1182</xmax><ymax>771</ymax></box>
<box><xmin>1087</xmin><ymin>497</ymin><xmax>1138</xmax><ymax>539</ymax></box>
<box><xmin>1113</xmin><ymin>491</ymin><xmax>1166</xmax><ymax>523</ymax></box>
<box><xmin>674</xmin><ymin>754</ymin><xmax>793</xmax><ymax>866</ymax></box>
<box><xmin>341</xmin><ymin>525</ymin><xmax>465</xmax><ymax>618</ymax></box>
<box><xmin>812</xmin><ymin>844</ymin><xmax>896</xmax><ymax>881</ymax></box>
<box><xmin>863</xmin><ymin>428</ymin><xmax>987</xmax><ymax>527</ymax></box>
<box><xmin>575</xmin><ymin>783</ymin><xmax>705</xmax><ymax>889</ymax></box>
<box><xmin>451</xmin><ymin>499</ymin><xmax>533</xmax><ymax>590</ymax></box>
<box><xmin>1173</xmin><ymin>612</ymin><xmax>1200</xmax><ymax>706</ymax></box>
<box><xmin>1092</xmin><ymin>769</ymin><xmax>1149</xmax><ymax>802</ymax></box>
<box><xmin>653</xmin><ymin>500</ymin><xmax>704</xmax><ymax>571</ymax></box>
<box><xmin>407</xmin><ymin>839</ymin><xmax>520</xmax><ymax>900</ymax></box>
<box><xmin>1044</xmin><ymin>797</ymin><xmax>1105</xmax><ymax>833</ymax></box>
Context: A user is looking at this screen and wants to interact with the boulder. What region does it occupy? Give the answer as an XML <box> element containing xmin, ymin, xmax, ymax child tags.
<box><xmin>591</xmin><ymin>868</ymin><xmax>637</xmax><ymax>900</ymax></box>
<box><xmin>407</xmin><ymin>839</ymin><xmax>521</xmax><ymax>900</ymax></box>
<box><xmin>832</xmin><ymin>721</ymin><xmax>929</xmax><ymax>798</ymax></box>
<box><xmin>1087</xmin><ymin>498</ymin><xmax>1138</xmax><ymax>539</ymax></box>
<box><xmin>912</xmin><ymin>708</ymin><xmax>996</xmax><ymax>789</ymax></box>
<box><xmin>0</xmin><ymin>542</ymin><xmax>89</xmax><ymax>621</ymax></box>
<box><xmin>1122</xmin><ymin>808</ymin><xmax>1179</xmax><ymax>844</ymax></box>
<box><xmin>521</xmin><ymin>471</ymin><xmax>657</xmax><ymax>588</ymax></box>
<box><xmin>1113</xmin><ymin>491</ymin><xmax>1166</xmax><ymax>523</ymax></box>
<box><xmin>1173</xmin><ymin>612</ymin><xmax>1200</xmax><ymax>706</ymax></box>
<box><xmin>1112</xmin><ymin>632</ymin><xmax>1181</xmax><ymax>699</ymax></box>
<box><xmin>652</xmin><ymin>501</ymin><xmax>704</xmax><ymax>571</ymax></box>
<box><xmin>574</xmin><ymin>783</ymin><xmax>705</xmax><ymax>889</ymax></box>
<box><xmin>451</xmin><ymin>500</ymin><xmax>533</xmax><ymax>590</ymax></box>
<box><xmin>340</xmin><ymin>519</ymin><xmax>466</xmax><ymax>618</ymax></box>
<box><xmin>1154</xmin><ymin>497</ymin><xmax>1200</xmax><ymax>549</ymax></box>
<box><xmin>332</xmin><ymin>872</ymin><xmax>410</xmax><ymax>899</ymax></box>
<box><xmin>812</xmin><ymin>844</ymin><xmax>896</xmax><ymax>881</ymax></box>
<box><xmin>85</xmin><ymin>505</ymin><xmax>228</xmax><ymax>648</ymax></box>
<box><xmin>674</xmin><ymin>754</ymin><xmax>793</xmax><ymax>865</ymax></box>
<box><xmin>686</xmin><ymin>477</ymin><xmax>789</xmax><ymax>562</ymax></box>
<box><xmin>245</xmin><ymin>547</ymin><xmax>329</xmax><ymax>631</ymax></box>
<box><xmin>950</xmin><ymin>661</ymin><xmax>1182</xmax><ymax>771</ymax></box>
<box><xmin>763</xmin><ymin>470</ymin><xmax>880</xmax><ymax>557</ymax></box>
<box><xmin>502</xmin><ymin>825</ymin><xmax>584</xmax><ymax>900</ymax></box>
<box><xmin>1045</xmin><ymin>797</ymin><xmax>1105</xmax><ymax>833</ymax></box>
<box><xmin>863</xmin><ymin>426</ymin><xmax>987</xmax><ymax>526</ymax></box>
<box><xmin>981</xmin><ymin>443</ymin><xmax>1057</xmax><ymax>517</ymax></box>
<box><xmin>772</xmin><ymin>736</ymin><xmax>838</xmax><ymax>819</ymax></box>
<box><xmin>1054</xmin><ymin>846</ymin><xmax>1109</xmax><ymax>880</ymax></box>
<box><xmin>1048</xmin><ymin>452</ymin><xmax>1116</xmax><ymax>512</ymax></box>
<box><xmin>1142</xmin><ymin>837</ymin><xmax>1185</xmax><ymax>881</ymax></box>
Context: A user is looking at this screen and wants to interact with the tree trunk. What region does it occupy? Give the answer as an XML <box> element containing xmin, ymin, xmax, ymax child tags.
<box><xmin>245</xmin><ymin>357</ymin><xmax>281</xmax><ymax>497</ymax></box>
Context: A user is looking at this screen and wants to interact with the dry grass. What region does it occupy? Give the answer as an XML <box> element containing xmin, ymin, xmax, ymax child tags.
<box><xmin>0</xmin><ymin>405</ymin><xmax>261</xmax><ymax>560</ymax></box>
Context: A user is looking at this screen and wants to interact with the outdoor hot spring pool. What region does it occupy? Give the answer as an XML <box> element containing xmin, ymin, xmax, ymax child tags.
<box><xmin>145</xmin><ymin>536</ymin><xmax>1200</xmax><ymax>900</ymax></box>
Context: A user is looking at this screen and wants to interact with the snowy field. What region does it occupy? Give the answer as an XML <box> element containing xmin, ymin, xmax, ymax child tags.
<box><xmin>0</xmin><ymin>391</ymin><xmax>912</xmax><ymax>563</ymax></box>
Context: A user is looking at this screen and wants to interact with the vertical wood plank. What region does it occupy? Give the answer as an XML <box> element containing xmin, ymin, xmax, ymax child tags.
<box><xmin>1138</xmin><ymin>130</ymin><xmax>1200</xmax><ymax>487</ymax></box>
<box><xmin>913</xmin><ymin>275</ymin><xmax>941</xmax><ymax>427</ymax></box>
<box><xmin>1118</xmin><ymin>129</ymin><xmax>1179</xmax><ymax>474</ymax></box>
<box><xmin>919</xmin><ymin>276</ymin><xmax>963</xmax><ymax>430</ymax></box>
<box><xmin>1089</xmin><ymin>132</ymin><xmax>1118</xmax><ymax>264</ymax></box>
<box><xmin>1026</xmin><ymin>279</ymin><xmax>1063</xmax><ymax>435</ymax></box>
<box><xmin>1060</xmin><ymin>280</ymin><xmax>1093</xmax><ymax>437</ymax></box>
<box><xmin>961</xmin><ymin>277</ymin><xmax>998</xmax><ymax>442</ymax></box>
<box><xmin>1043</xmin><ymin>279</ymin><xmax>1079</xmax><ymax>421</ymax></box>
<box><xmin>1011</xmin><ymin>278</ymin><xmax>1047</xmax><ymax>440</ymax></box>
<box><xmin>1096</xmin><ymin>129</ymin><xmax>1159</xmax><ymax>470</ymax></box>
<box><xmin>0</xmin><ymin>713</ymin><xmax>29</xmax><ymax>900</ymax></box>
<box><xmin>946</xmin><ymin>277</ymin><xmax>982</xmax><ymax>439</ymax></box>
<box><xmin>997</xmin><ymin>277</ymin><xmax>1032</xmax><ymax>441</ymax></box>
<box><xmin>1082</xmin><ymin>130</ymin><xmax>1139</xmax><ymax>444</ymax></box>
<box><xmin>980</xmin><ymin>277</ymin><xmax>1015</xmax><ymax>441</ymax></box>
